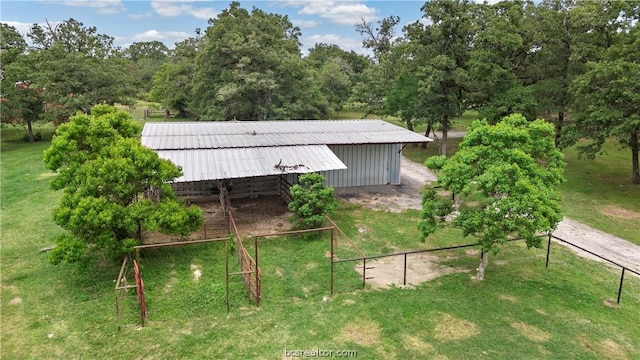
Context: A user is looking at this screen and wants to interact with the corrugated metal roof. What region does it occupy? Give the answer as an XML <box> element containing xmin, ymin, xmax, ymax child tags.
<box><xmin>158</xmin><ymin>145</ymin><xmax>347</xmax><ymax>182</ymax></box>
<box><xmin>142</xmin><ymin>120</ymin><xmax>431</xmax><ymax>150</ymax></box>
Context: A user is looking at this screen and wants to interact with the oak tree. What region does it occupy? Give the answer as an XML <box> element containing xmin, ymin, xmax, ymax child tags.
<box><xmin>44</xmin><ymin>105</ymin><xmax>204</xmax><ymax>265</ymax></box>
<box><xmin>191</xmin><ymin>2</ymin><xmax>328</xmax><ymax>120</ymax></box>
<box><xmin>420</xmin><ymin>114</ymin><xmax>565</xmax><ymax>280</ymax></box>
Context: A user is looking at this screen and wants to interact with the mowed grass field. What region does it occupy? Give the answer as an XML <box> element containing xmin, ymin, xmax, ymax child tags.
<box><xmin>2</xmin><ymin>137</ymin><xmax>640</xmax><ymax>359</ymax></box>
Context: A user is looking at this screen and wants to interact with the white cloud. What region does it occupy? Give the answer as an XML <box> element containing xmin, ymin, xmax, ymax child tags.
<box><xmin>291</xmin><ymin>19</ymin><xmax>320</xmax><ymax>28</ymax></box>
<box><xmin>1</xmin><ymin>21</ymin><xmax>36</xmax><ymax>37</ymax></box>
<box><xmin>300</xmin><ymin>2</ymin><xmax>377</xmax><ymax>25</ymax></box>
<box><xmin>53</xmin><ymin>0</ymin><xmax>126</xmax><ymax>15</ymax></box>
<box><xmin>130</xmin><ymin>29</ymin><xmax>191</xmax><ymax>42</ymax></box>
<box><xmin>128</xmin><ymin>12</ymin><xmax>153</xmax><ymax>20</ymax></box>
<box><xmin>150</xmin><ymin>1</ymin><xmax>217</xmax><ymax>20</ymax></box>
<box><xmin>302</xmin><ymin>33</ymin><xmax>369</xmax><ymax>55</ymax></box>
<box><xmin>274</xmin><ymin>1</ymin><xmax>377</xmax><ymax>26</ymax></box>
<box><xmin>474</xmin><ymin>0</ymin><xmax>503</xmax><ymax>4</ymax></box>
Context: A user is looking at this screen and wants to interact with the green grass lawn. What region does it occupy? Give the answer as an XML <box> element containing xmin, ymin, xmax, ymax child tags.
<box><xmin>2</xmin><ymin>140</ymin><xmax>639</xmax><ymax>359</ymax></box>
<box><xmin>559</xmin><ymin>141</ymin><xmax>640</xmax><ymax>244</ymax></box>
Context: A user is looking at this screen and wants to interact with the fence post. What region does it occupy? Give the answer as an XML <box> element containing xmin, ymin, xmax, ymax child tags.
<box><xmin>617</xmin><ymin>268</ymin><xmax>626</xmax><ymax>304</ymax></box>
<box><xmin>546</xmin><ymin>233</ymin><xmax>552</xmax><ymax>268</ymax></box>
<box><xmin>225</xmin><ymin>238</ymin><xmax>230</xmax><ymax>314</ymax></box>
<box><xmin>403</xmin><ymin>253</ymin><xmax>407</xmax><ymax>286</ymax></box>
<box><xmin>362</xmin><ymin>258</ymin><xmax>366</xmax><ymax>289</ymax></box>
<box><xmin>330</xmin><ymin>228</ymin><xmax>335</xmax><ymax>296</ymax></box>
<box><xmin>254</xmin><ymin>235</ymin><xmax>260</xmax><ymax>307</ymax></box>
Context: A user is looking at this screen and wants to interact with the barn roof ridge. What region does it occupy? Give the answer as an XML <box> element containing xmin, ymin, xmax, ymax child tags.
<box><xmin>141</xmin><ymin>119</ymin><xmax>430</xmax><ymax>151</ymax></box>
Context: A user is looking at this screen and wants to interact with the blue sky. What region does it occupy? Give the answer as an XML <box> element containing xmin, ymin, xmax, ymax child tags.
<box><xmin>1</xmin><ymin>1</ymin><xmax>434</xmax><ymax>55</ymax></box>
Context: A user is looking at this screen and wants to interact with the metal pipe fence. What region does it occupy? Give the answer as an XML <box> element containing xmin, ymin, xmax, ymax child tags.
<box><xmin>332</xmin><ymin>233</ymin><xmax>639</xmax><ymax>304</ymax></box>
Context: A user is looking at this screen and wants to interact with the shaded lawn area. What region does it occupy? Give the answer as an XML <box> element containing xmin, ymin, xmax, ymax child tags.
<box><xmin>1</xmin><ymin>140</ymin><xmax>639</xmax><ymax>359</ymax></box>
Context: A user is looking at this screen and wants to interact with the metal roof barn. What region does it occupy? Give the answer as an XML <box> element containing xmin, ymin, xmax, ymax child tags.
<box><xmin>141</xmin><ymin>120</ymin><xmax>429</xmax><ymax>150</ymax></box>
<box><xmin>141</xmin><ymin>120</ymin><xmax>431</xmax><ymax>188</ymax></box>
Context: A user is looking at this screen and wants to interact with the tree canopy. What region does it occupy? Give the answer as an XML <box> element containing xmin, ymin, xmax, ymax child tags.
<box><xmin>44</xmin><ymin>105</ymin><xmax>204</xmax><ymax>265</ymax></box>
<box><xmin>190</xmin><ymin>2</ymin><xmax>329</xmax><ymax>120</ymax></box>
<box><xmin>421</xmin><ymin>114</ymin><xmax>566</xmax><ymax>280</ymax></box>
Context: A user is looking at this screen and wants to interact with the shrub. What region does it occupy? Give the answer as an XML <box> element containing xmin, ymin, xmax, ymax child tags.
<box><xmin>288</xmin><ymin>173</ymin><xmax>337</xmax><ymax>229</ymax></box>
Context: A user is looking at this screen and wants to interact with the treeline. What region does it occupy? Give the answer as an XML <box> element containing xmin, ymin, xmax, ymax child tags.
<box><xmin>0</xmin><ymin>0</ymin><xmax>638</xmax><ymax>182</ymax></box>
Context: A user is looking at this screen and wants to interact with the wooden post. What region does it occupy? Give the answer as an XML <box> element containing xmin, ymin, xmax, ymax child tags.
<box><xmin>254</xmin><ymin>235</ymin><xmax>260</xmax><ymax>307</ymax></box>
<box><xmin>226</xmin><ymin>238</ymin><xmax>230</xmax><ymax>313</ymax></box>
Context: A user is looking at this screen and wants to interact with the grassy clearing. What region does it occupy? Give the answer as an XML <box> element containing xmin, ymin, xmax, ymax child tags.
<box><xmin>1</xmin><ymin>123</ymin><xmax>56</xmax><ymax>143</ymax></box>
<box><xmin>559</xmin><ymin>141</ymin><xmax>640</xmax><ymax>244</ymax></box>
<box><xmin>383</xmin><ymin>110</ymin><xmax>479</xmax><ymax>134</ymax></box>
<box><xmin>2</xmin><ymin>140</ymin><xmax>639</xmax><ymax>359</ymax></box>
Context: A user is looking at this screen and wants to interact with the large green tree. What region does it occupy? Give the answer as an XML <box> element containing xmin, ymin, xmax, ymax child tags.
<box><xmin>124</xmin><ymin>41</ymin><xmax>170</xmax><ymax>98</ymax></box>
<box><xmin>564</xmin><ymin>2</ymin><xmax>640</xmax><ymax>184</ymax></box>
<box><xmin>569</xmin><ymin>60</ymin><xmax>640</xmax><ymax>184</ymax></box>
<box><xmin>0</xmin><ymin>82</ymin><xmax>44</xmax><ymax>142</ymax></box>
<box><xmin>0</xmin><ymin>23</ymin><xmax>27</xmax><ymax>73</ymax></box>
<box><xmin>150</xmin><ymin>32</ymin><xmax>203</xmax><ymax>118</ymax></box>
<box><xmin>352</xmin><ymin>16</ymin><xmax>403</xmax><ymax>119</ymax></box>
<box><xmin>191</xmin><ymin>2</ymin><xmax>328</xmax><ymax>120</ymax></box>
<box><xmin>306</xmin><ymin>43</ymin><xmax>370</xmax><ymax>116</ymax></box>
<box><xmin>404</xmin><ymin>0</ymin><xmax>475</xmax><ymax>155</ymax></box>
<box><xmin>469</xmin><ymin>0</ymin><xmax>539</xmax><ymax>123</ymax></box>
<box><xmin>421</xmin><ymin>114</ymin><xmax>565</xmax><ymax>280</ymax></box>
<box><xmin>44</xmin><ymin>105</ymin><xmax>204</xmax><ymax>265</ymax></box>
<box><xmin>0</xmin><ymin>24</ymin><xmax>43</xmax><ymax>141</ymax></box>
<box><xmin>25</xmin><ymin>19</ymin><xmax>134</xmax><ymax>123</ymax></box>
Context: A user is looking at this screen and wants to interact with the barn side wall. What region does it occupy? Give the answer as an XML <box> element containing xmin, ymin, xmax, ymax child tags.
<box><xmin>171</xmin><ymin>176</ymin><xmax>281</xmax><ymax>201</ymax></box>
<box><xmin>322</xmin><ymin>144</ymin><xmax>401</xmax><ymax>188</ymax></box>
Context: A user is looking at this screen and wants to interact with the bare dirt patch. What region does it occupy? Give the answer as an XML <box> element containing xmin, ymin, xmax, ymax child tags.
<box><xmin>339</xmin><ymin>318</ymin><xmax>382</xmax><ymax>346</ymax></box>
<box><xmin>355</xmin><ymin>253</ymin><xmax>468</xmax><ymax>289</ymax></box>
<box><xmin>499</xmin><ymin>294</ymin><xmax>518</xmax><ymax>303</ymax></box>
<box><xmin>583</xmin><ymin>338</ymin><xmax>629</xmax><ymax>360</ymax></box>
<box><xmin>333</xmin><ymin>157</ymin><xmax>434</xmax><ymax>213</ymax></box>
<box><xmin>36</xmin><ymin>172</ymin><xmax>56</xmax><ymax>180</ymax></box>
<box><xmin>465</xmin><ymin>249</ymin><xmax>480</xmax><ymax>257</ymax></box>
<box><xmin>275</xmin><ymin>267</ymin><xmax>284</xmax><ymax>277</ymax></box>
<box><xmin>402</xmin><ymin>334</ymin><xmax>438</xmax><ymax>356</ymax></box>
<box><xmin>434</xmin><ymin>313</ymin><xmax>480</xmax><ymax>341</ymax></box>
<box><xmin>600</xmin><ymin>206</ymin><xmax>640</xmax><ymax>220</ymax></box>
<box><xmin>511</xmin><ymin>322</ymin><xmax>551</xmax><ymax>342</ymax></box>
<box><xmin>229</xmin><ymin>196</ymin><xmax>292</xmax><ymax>235</ymax></box>
<box><xmin>144</xmin><ymin>196</ymin><xmax>293</xmax><ymax>244</ymax></box>
<box><xmin>603</xmin><ymin>299</ymin><xmax>620</xmax><ymax>308</ymax></box>
<box><xmin>8</xmin><ymin>297</ymin><xmax>22</xmax><ymax>305</ymax></box>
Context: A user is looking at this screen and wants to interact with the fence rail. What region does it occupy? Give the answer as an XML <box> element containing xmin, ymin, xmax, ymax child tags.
<box><xmin>228</xmin><ymin>205</ymin><xmax>261</xmax><ymax>306</ymax></box>
<box><xmin>332</xmin><ymin>233</ymin><xmax>639</xmax><ymax>304</ymax></box>
<box><xmin>549</xmin><ymin>234</ymin><xmax>639</xmax><ymax>304</ymax></box>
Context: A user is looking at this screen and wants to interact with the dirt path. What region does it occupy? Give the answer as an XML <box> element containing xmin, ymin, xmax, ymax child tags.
<box><xmin>336</xmin><ymin>155</ymin><xmax>640</xmax><ymax>277</ymax></box>
<box><xmin>554</xmin><ymin>218</ymin><xmax>640</xmax><ymax>274</ymax></box>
